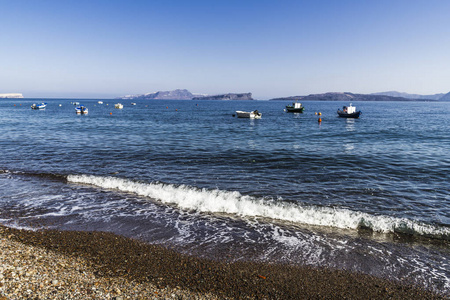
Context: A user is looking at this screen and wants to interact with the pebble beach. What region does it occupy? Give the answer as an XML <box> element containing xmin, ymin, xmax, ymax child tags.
<box><xmin>0</xmin><ymin>225</ymin><xmax>445</xmax><ymax>299</ymax></box>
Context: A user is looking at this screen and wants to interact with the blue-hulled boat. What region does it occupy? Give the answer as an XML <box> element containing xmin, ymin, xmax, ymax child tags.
<box><xmin>75</xmin><ymin>105</ymin><xmax>88</xmax><ymax>114</ymax></box>
<box><xmin>31</xmin><ymin>103</ymin><xmax>47</xmax><ymax>110</ymax></box>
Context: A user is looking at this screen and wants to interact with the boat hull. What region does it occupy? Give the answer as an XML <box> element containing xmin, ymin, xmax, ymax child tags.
<box><xmin>286</xmin><ymin>106</ymin><xmax>304</xmax><ymax>113</ymax></box>
<box><xmin>31</xmin><ymin>103</ymin><xmax>47</xmax><ymax>110</ymax></box>
<box><xmin>337</xmin><ymin>110</ymin><xmax>361</xmax><ymax>118</ymax></box>
<box><xmin>75</xmin><ymin>106</ymin><xmax>88</xmax><ymax>114</ymax></box>
<box><xmin>235</xmin><ymin>111</ymin><xmax>262</xmax><ymax>119</ymax></box>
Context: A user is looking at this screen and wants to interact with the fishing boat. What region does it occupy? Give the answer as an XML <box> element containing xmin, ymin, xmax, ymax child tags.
<box><xmin>285</xmin><ymin>101</ymin><xmax>304</xmax><ymax>113</ymax></box>
<box><xmin>75</xmin><ymin>105</ymin><xmax>88</xmax><ymax>114</ymax></box>
<box><xmin>31</xmin><ymin>103</ymin><xmax>47</xmax><ymax>110</ymax></box>
<box><xmin>131</xmin><ymin>102</ymin><xmax>136</xmax><ymax>106</ymax></box>
<box><xmin>115</xmin><ymin>103</ymin><xmax>124</xmax><ymax>109</ymax></box>
<box><xmin>337</xmin><ymin>103</ymin><xmax>361</xmax><ymax>118</ymax></box>
<box><xmin>235</xmin><ymin>110</ymin><xmax>262</xmax><ymax>119</ymax></box>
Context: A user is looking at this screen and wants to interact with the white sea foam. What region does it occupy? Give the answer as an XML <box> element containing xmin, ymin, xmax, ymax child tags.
<box><xmin>67</xmin><ymin>174</ymin><xmax>450</xmax><ymax>239</ymax></box>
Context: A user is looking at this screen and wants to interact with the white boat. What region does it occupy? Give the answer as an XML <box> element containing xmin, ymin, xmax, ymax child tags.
<box><xmin>31</xmin><ymin>103</ymin><xmax>47</xmax><ymax>110</ymax></box>
<box><xmin>235</xmin><ymin>110</ymin><xmax>262</xmax><ymax>119</ymax></box>
<box><xmin>131</xmin><ymin>102</ymin><xmax>136</xmax><ymax>105</ymax></box>
<box><xmin>98</xmin><ymin>101</ymin><xmax>103</xmax><ymax>104</ymax></box>
<box><xmin>75</xmin><ymin>105</ymin><xmax>88</xmax><ymax>114</ymax></box>
<box><xmin>72</xmin><ymin>102</ymin><xmax>80</xmax><ymax>106</ymax></box>
<box><xmin>337</xmin><ymin>103</ymin><xmax>361</xmax><ymax>118</ymax></box>
<box><xmin>115</xmin><ymin>103</ymin><xmax>123</xmax><ymax>109</ymax></box>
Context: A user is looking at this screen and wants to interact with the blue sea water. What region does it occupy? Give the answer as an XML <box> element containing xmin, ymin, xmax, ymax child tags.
<box><xmin>0</xmin><ymin>98</ymin><xmax>449</xmax><ymax>294</ymax></box>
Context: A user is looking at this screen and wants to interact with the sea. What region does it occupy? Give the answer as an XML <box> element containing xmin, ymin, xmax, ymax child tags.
<box><xmin>0</xmin><ymin>98</ymin><xmax>449</xmax><ymax>294</ymax></box>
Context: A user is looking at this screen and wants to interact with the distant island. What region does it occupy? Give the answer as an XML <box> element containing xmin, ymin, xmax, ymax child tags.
<box><xmin>271</xmin><ymin>91</ymin><xmax>450</xmax><ymax>102</ymax></box>
<box><xmin>118</xmin><ymin>89</ymin><xmax>254</xmax><ymax>100</ymax></box>
<box><xmin>119</xmin><ymin>89</ymin><xmax>194</xmax><ymax>100</ymax></box>
<box><xmin>192</xmin><ymin>93</ymin><xmax>253</xmax><ymax>100</ymax></box>
<box><xmin>0</xmin><ymin>93</ymin><xmax>23</xmax><ymax>98</ymax></box>
<box><xmin>370</xmin><ymin>91</ymin><xmax>446</xmax><ymax>100</ymax></box>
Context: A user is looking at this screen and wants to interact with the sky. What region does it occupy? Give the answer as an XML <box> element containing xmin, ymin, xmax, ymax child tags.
<box><xmin>1</xmin><ymin>0</ymin><xmax>450</xmax><ymax>99</ymax></box>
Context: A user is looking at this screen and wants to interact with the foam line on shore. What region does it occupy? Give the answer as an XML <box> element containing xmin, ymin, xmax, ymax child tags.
<box><xmin>67</xmin><ymin>174</ymin><xmax>450</xmax><ymax>240</ymax></box>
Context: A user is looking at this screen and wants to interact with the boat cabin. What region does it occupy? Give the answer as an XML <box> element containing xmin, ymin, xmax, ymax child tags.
<box><xmin>343</xmin><ymin>104</ymin><xmax>356</xmax><ymax>114</ymax></box>
<box><xmin>293</xmin><ymin>102</ymin><xmax>302</xmax><ymax>109</ymax></box>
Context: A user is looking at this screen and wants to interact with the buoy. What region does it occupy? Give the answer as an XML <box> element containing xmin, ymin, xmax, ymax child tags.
<box><xmin>166</xmin><ymin>106</ymin><xmax>168</xmax><ymax>109</ymax></box>
<box><xmin>175</xmin><ymin>109</ymin><xmax>178</xmax><ymax>111</ymax></box>
<box><xmin>109</xmin><ymin>112</ymin><xmax>112</xmax><ymax>115</ymax></box>
<box><xmin>318</xmin><ymin>118</ymin><xmax>322</xmax><ymax>122</ymax></box>
<box><xmin>318</xmin><ymin>112</ymin><xmax>322</xmax><ymax>116</ymax></box>
<box><xmin>315</xmin><ymin>112</ymin><xmax>317</xmax><ymax>115</ymax></box>
<box><xmin>13</xmin><ymin>104</ymin><xmax>16</xmax><ymax>106</ymax></box>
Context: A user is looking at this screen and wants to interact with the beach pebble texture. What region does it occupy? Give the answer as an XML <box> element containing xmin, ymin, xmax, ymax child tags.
<box><xmin>0</xmin><ymin>225</ymin><xmax>445</xmax><ymax>299</ymax></box>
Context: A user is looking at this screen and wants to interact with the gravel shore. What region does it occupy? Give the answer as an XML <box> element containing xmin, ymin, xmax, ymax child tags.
<box><xmin>0</xmin><ymin>225</ymin><xmax>445</xmax><ymax>299</ymax></box>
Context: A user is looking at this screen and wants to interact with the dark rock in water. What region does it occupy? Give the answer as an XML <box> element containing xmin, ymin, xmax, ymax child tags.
<box><xmin>192</xmin><ymin>93</ymin><xmax>254</xmax><ymax>100</ymax></box>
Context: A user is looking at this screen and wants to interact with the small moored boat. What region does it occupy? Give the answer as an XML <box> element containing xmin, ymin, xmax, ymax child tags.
<box><xmin>235</xmin><ymin>110</ymin><xmax>262</xmax><ymax>119</ymax></box>
<box><xmin>31</xmin><ymin>103</ymin><xmax>47</xmax><ymax>110</ymax></box>
<box><xmin>285</xmin><ymin>101</ymin><xmax>304</xmax><ymax>113</ymax></box>
<box><xmin>98</xmin><ymin>101</ymin><xmax>103</xmax><ymax>104</ymax></box>
<box><xmin>75</xmin><ymin>105</ymin><xmax>88</xmax><ymax>114</ymax></box>
<box><xmin>337</xmin><ymin>103</ymin><xmax>361</xmax><ymax>118</ymax></box>
<box><xmin>115</xmin><ymin>103</ymin><xmax>124</xmax><ymax>109</ymax></box>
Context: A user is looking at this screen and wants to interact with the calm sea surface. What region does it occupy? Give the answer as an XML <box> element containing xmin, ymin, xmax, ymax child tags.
<box><xmin>1</xmin><ymin>99</ymin><xmax>449</xmax><ymax>294</ymax></box>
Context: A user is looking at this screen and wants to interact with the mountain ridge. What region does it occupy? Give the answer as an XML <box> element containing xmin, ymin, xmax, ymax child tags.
<box><xmin>271</xmin><ymin>91</ymin><xmax>449</xmax><ymax>102</ymax></box>
<box><xmin>192</xmin><ymin>93</ymin><xmax>253</xmax><ymax>100</ymax></box>
<box><xmin>371</xmin><ymin>91</ymin><xmax>445</xmax><ymax>100</ymax></box>
<box><xmin>118</xmin><ymin>90</ymin><xmax>254</xmax><ymax>100</ymax></box>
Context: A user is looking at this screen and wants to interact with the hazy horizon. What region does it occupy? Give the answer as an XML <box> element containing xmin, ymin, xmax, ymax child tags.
<box><xmin>2</xmin><ymin>0</ymin><xmax>450</xmax><ymax>99</ymax></box>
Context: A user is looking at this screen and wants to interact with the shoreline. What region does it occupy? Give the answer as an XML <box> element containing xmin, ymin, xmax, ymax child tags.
<box><xmin>0</xmin><ymin>225</ymin><xmax>445</xmax><ymax>299</ymax></box>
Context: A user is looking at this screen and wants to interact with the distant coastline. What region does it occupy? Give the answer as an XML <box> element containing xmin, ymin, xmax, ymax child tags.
<box><xmin>117</xmin><ymin>89</ymin><xmax>253</xmax><ymax>100</ymax></box>
<box><xmin>192</xmin><ymin>93</ymin><xmax>253</xmax><ymax>101</ymax></box>
<box><xmin>0</xmin><ymin>93</ymin><xmax>23</xmax><ymax>98</ymax></box>
<box><xmin>118</xmin><ymin>90</ymin><xmax>449</xmax><ymax>101</ymax></box>
<box><xmin>3</xmin><ymin>90</ymin><xmax>450</xmax><ymax>101</ymax></box>
<box><xmin>270</xmin><ymin>91</ymin><xmax>450</xmax><ymax>102</ymax></box>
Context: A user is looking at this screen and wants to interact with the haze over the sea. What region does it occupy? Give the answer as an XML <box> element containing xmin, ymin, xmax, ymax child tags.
<box><xmin>1</xmin><ymin>0</ymin><xmax>450</xmax><ymax>99</ymax></box>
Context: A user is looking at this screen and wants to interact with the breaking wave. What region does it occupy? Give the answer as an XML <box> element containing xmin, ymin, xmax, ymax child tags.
<box><xmin>67</xmin><ymin>174</ymin><xmax>450</xmax><ymax>240</ymax></box>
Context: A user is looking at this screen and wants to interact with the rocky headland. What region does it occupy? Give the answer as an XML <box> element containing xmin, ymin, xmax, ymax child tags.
<box><xmin>192</xmin><ymin>93</ymin><xmax>253</xmax><ymax>100</ymax></box>
<box><xmin>119</xmin><ymin>89</ymin><xmax>194</xmax><ymax>100</ymax></box>
<box><xmin>0</xmin><ymin>93</ymin><xmax>23</xmax><ymax>98</ymax></box>
<box><xmin>118</xmin><ymin>90</ymin><xmax>254</xmax><ymax>101</ymax></box>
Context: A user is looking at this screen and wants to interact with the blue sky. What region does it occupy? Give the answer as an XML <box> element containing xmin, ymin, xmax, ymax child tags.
<box><xmin>1</xmin><ymin>0</ymin><xmax>450</xmax><ymax>99</ymax></box>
